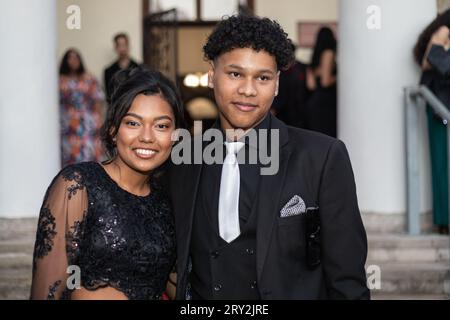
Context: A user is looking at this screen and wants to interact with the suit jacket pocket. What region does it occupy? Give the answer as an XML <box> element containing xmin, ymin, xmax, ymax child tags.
<box><xmin>277</xmin><ymin>214</ymin><xmax>305</xmax><ymax>227</ymax></box>
<box><xmin>275</xmin><ymin>216</ymin><xmax>305</xmax><ymax>258</ymax></box>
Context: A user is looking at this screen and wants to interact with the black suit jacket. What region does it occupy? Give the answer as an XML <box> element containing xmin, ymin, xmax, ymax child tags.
<box><xmin>168</xmin><ymin>114</ymin><xmax>370</xmax><ymax>299</ymax></box>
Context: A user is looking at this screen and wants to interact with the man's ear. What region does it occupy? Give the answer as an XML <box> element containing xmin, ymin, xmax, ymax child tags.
<box><xmin>208</xmin><ymin>63</ymin><xmax>215</xmax><ymax>89</ymax></box>
<box><xmin>275</xmin><ymin>70</ymin><xmax>281</xmax><ymax>96</ymax></box>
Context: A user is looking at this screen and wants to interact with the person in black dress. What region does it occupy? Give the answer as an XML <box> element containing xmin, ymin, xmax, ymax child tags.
<box><xmin>30</xmin><ymin>67</ymin><xmax>184</xmax><ymax>300</ymax></box>
<box><xmin>305</xmin><ymin>27</ymin><xmax>337</xmax><ymax>138</ymax></box>
<box><xmin>271</xmin><ymin>46</ymin><xmax>310</xmax><ymax>129</ymax></box>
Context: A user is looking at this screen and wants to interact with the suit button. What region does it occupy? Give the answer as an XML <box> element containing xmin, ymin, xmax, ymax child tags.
<box><xmin>211</xmin><ymin>251</ymin><xmax>220</xmax><ymax>258</ymax></box>
<box><xmin>214</xmin><ymin>284</ymin><xmax>222</xmax><ymax>291</ymax></box>
<box><xmin>251</xmin><ymin>281</ymin><xmax>257</xmax><ymax>289</ymax></box>
<box><xmin>246</xmin><ymin>248</ymin><xmax>254</xmax><ymax>255</ymax></box>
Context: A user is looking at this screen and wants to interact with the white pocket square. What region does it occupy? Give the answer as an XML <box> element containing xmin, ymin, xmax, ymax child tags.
<box><xmin>280</xmin><ymin>195</ymin><xmax>306</xmax><ymax>218</ymax></box>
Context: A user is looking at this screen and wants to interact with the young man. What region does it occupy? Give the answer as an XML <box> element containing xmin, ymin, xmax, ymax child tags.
<box><xmin>169</xmin><ymin>15</ymin><xmax>370</xmax><ymax>299</ymax></box>
<box><xmin>104</xmin><ymin>33</ymin><xmax>139</xmax><ymax>103</ymax></box>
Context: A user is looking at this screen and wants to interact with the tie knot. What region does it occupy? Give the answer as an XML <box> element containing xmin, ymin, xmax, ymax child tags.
<box><xmin>225</xmin><ymin>141</ymin><xmax>245</xmax><ymax>155</ymax></box>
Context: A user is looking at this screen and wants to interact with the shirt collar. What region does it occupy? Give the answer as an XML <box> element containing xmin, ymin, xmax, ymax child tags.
<box><xmin>213</xmin><ymin>113</ymin><xmax>271</xmax><ymax>150</ymax></box>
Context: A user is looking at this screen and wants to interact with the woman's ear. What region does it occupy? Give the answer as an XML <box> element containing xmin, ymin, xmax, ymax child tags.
<box><xmin>275</xmin><ymin>71</ymin><xmax>280</xmax><ymax>96</ymax></box>
<box><xmin>110</xmin><ymin>127</ymin><xmax>117</xmax><ymax>143</ymax></box>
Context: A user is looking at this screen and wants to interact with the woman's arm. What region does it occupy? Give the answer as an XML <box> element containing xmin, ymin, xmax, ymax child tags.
<box><xmin>319</xmin><ymin>49</ymin><xmax>337</xmax><ymax>88</ymax></box>
<box><xmin>306</xmin><ymin>67</ymin><xmax>316</xmax><ymax>91</ymax></box>
<box><xmin>30</xmin><ymin>170</ymin><xmax>88</xmax><ymax>299</ymax></box>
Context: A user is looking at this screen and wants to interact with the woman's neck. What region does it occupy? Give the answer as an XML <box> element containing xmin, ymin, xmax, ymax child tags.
<box><xmin>103</xmin><ymin>158</ymin><xmax>151</xmax><ymax>196</ymax></box>
<box><xmin>68</xmin><ymin>71</ymin><xmax>82</xmax><ymax>79</ymax></box>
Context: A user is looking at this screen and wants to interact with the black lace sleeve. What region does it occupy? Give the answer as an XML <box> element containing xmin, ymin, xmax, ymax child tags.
<box><xmin>30</xmin><ymin>167</ymin><xmax>88</xmax><ymax>300</ymax></box>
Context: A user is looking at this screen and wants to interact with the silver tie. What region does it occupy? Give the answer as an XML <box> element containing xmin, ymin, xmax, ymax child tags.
<box><xmin>218</xmin><ymin>141</ymin><xmax>245</xmax><ymax>243</ymax></box>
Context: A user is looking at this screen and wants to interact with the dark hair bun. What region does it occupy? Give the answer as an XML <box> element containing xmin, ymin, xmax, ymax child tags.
<box><xmin>107</xmin><ymin>66</ymin><xmax>141</xmax><ymax>105</ymax></box>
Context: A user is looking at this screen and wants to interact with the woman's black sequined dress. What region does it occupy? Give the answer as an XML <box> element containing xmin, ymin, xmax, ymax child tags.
<box><xmin>30</xmin><ymin>162</ymin><xmax>176</xmax><ymax>300</ymax></box>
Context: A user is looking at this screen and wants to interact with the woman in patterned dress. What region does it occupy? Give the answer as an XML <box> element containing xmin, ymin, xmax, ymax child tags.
<box><xmin>59</xmin><ymin>48</ymin><xmax>105</xmax><ymax>167</ymax></box>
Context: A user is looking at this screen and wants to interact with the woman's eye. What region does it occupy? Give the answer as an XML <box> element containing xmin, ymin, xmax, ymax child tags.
<box><xmin>125</xmin><ymin>121</ymin><xmax>139</xmax><ymax>127</ymax></box>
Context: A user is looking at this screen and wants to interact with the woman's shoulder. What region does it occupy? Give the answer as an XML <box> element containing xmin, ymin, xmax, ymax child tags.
<box><xmin>42</xmin><ymin>162</ymin><xmax>100</xmax><ymax>204</ymax></box>
<box><xmin>57</xmin><ymin>161</ymin><xmax>100</xmax><ymax>185</ymax></box>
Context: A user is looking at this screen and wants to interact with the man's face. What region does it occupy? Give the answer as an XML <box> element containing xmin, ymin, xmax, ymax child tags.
<box><xmin>115</xmin><ymin>37</ymin><xmax>129</xmax><ymax>59</ymax></box>
<box><xmin>208</xmin><ymin>47</ymin><xmax>279</xmax><ymax>131</ymax></box>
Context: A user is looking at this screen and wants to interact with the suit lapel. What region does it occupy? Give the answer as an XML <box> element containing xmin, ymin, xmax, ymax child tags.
<box><xmin>175</xmin><ymin>159</ymin><xmax>203</xmax><ymax>298</ymax></box>
<box><xmin>176</xmin><ymin>124</ymin><xmax>220</xmax><ymax>298</ymax></box>
<box><xmin>256</xmin><ymin>115</ymin><xmax>292</xmax><ymax>282</ymax></box>
<box><xmin>176</xmin><ymin>162</ymin><xmax>202</xmax><ymax>263</ymax></box>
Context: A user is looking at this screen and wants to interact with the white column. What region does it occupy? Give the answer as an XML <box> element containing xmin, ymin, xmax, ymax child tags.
<box><xmin>339</xmin><ymin>0</ymin><xmax>437</xmax><ymax>216</ymax></box>
<box><xmin>0</xmin><ymin>0</ymin><xmax>60</xmax><ymax>218</ymax></box>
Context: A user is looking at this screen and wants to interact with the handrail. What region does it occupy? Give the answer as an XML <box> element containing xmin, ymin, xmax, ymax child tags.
<box><xmin>408</xmin><ymin>86</ymin><xmax>450</xmax><ymax>122</ymax></box>
<box><xmin>404</xmin><ymin>85</ymin><xmax>450</xmax><ymax>234</ymax></box>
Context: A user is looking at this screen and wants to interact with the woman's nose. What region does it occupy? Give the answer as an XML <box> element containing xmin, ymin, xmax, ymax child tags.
<box><xmin>138</xmin><ymin>125</ymin><xmax>155</xmax><ymax>143</ymax></box>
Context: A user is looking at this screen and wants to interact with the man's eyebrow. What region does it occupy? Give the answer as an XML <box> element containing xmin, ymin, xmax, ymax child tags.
<box><xmin>227</xmin><ymin>64</ymin><xmax>244</xmax><ymax>70</ymax></box>
<box><xmin>226</xmin><ymin>64</ymin><xmax>276</xmax><ymax>75</ymax></box>
<box><xmin>257</xmin><ymin>69</ymin><xmax>276</xmax><ymax>75</ymax></box>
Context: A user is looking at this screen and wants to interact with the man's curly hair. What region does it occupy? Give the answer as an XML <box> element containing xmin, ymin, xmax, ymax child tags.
<box><xmin>203</xmin><ymin>15</ymin><xmax>294</xmax><ymax>71</ymax></box>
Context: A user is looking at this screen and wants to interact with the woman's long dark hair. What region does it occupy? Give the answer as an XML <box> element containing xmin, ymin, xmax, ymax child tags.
<box><xmin>414</xmin><ymin>9</ymin><xmax>450</xmax><ymax>66</ymax></box>
<box><xmin>310</xmin><ymin>27</ymin><xmax>337</xmax><ymax>70</ymax></box>
<box><xmin>59</xmin><ymin>48</ymin><xmax>86</xmax><ymax>76</ymax></box>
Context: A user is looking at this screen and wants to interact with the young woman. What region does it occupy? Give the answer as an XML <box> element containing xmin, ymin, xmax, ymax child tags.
<box><xmin>414</xmin><ymin>9</ymin><xmax>450</xmax><ymax>234</ymax></box>
<box><xmin>305</xmin><ymin>27</ymin><xmax>338</xmax><ymax>138</ymax></box>
<box><xmin>30</xmin><ymin>67</ymin><xmax>184</xmax><ymax>299</ymax></box>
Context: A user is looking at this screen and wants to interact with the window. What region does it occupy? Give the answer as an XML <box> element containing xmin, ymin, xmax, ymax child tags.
<box><xmin>147</xmin><ymin>0</ymin><xmax>250</xmax><ymax>21</ymax></box>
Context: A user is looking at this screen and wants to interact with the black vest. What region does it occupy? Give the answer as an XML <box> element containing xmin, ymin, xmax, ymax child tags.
<box><xmin>189</xmin><ymin>184</ymin><xmax>260</xmax><ymax>299</ymax></box>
